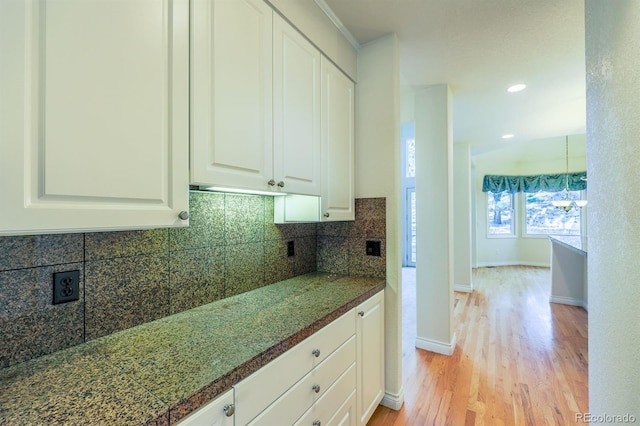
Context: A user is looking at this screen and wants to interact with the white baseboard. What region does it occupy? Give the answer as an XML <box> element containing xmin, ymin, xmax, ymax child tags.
<box><xmin>475</xmin><ymin>261</ymin><xmax>550</xmax><ymax>268</ymax></box>
<box><xmin>380</xmin><ymin>388</ymin><xmax>405</xmax><ymax>411</ymax></box>
<box><xmin>550</xmin><ymin>295</ymin><xmax>587</xmax><ymax>310</ymax></box>
<box><xmin>415</xmin><ymin>332</ymin><xmax>457</xmax><ymax>356</ymax></box>
<box><xmin>454</xmin><ymin>284</ymin><xmax>473</xmax><ymax>293</ymax></box>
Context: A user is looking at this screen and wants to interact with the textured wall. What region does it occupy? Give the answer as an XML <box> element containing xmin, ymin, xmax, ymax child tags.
<box><xmin>585</xmin><ymin>0</ymin><xmax>640</xmax><ymax>417</ymax></box>
<box><xmin>0</xmin><ymin>192</ymin><xmax>316</xmax><ymax>367</ymax></box>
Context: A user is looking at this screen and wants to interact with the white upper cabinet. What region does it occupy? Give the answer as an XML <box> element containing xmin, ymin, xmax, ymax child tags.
<box><xmin>191</xmin><ymin>2</ymin><xmax>321</xmax><ymax>196</ymax></box>
<box><xmin>321</xmin><ymin>57</ymin><xmax>355</xmax><ymax>221</ymax></box>
<box><xmin>273</xmin><ymin>14</ymin><xmax>322</xmax><ymax>196</ymax></box>
<box><xmin>190</xmin><ymin>0</ymin><xmax>274</xmax><ymax>193</ymax></box>
<box><xmin>0</xmin><ymin>0</ymin><xmax>190</xmax><ymax>236</ymax></box>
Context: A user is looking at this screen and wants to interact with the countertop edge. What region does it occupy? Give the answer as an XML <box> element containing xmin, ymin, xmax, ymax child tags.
<box><xmin>548</xmin><ymin>236</ymin><xmax>587</xmax><ymax>256</ymax></box>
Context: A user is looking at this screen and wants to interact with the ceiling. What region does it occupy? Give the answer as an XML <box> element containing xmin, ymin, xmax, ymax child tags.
<box><xmin>322</xmin><ymin>0</ymin><xmax>587</xmax><ymax>156</ymax></box>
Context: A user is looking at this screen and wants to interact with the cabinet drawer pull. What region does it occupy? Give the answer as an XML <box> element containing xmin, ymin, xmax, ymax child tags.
<box><xmin>277</xmin><ymin>181</ymin><xmax>285</xmax><ymax>188</ymax></box>
<box><xmin>223</xmin><ymin>404</ymin><xmax>235</xmax><ymax>417</ymax></box>
<box><xmin>312</xmin><ymin>384</ymin><xmax>320</xmax><ymax>393</ymax></box>
<box><xmin>323</xmin><ymin>212</ymin><xmax>330</xmax><ymax>218</ymax></box>
<box><xmin>312</xmin><ymin>349</ymin><xmax>320</xmax><ymax>358</ymax></box>
<box><xmin>268</xmin><ymin>179</ymin><xmax>276</xmax><ymax>186</ymax></box>
<box><xmin>358</xmin><ymin>311</ymin><xmax>365</xmax><ymax>317</ymax></box>
<box><xmin>313</xmin><ymin>421</ymin><xmax>321</xmax><ymax>426</ymax></box>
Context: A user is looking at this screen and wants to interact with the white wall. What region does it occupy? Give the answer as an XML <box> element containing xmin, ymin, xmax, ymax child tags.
<box><xmin>414</xmin><ymin>85</ymin><xmax>456</xmax><ymax>354</ymax></box>
<box><xmin>586</xmin><ymin>0</ymin><xmax>640</xmax><ymax>417</ymax></box>
<box><xmin>454</xmin><ymin>144</ymin><xmax>473</xmax><ymax>291</ymax></box>
<box><xmin>473</xmin><ymin>135</ymin><xmax>587</xmax><ymax>267</ymax></box>
<box><xmin>355</xmin><ymin>34</ymin><xmax>403</xmax><ymax>409</ymax></box>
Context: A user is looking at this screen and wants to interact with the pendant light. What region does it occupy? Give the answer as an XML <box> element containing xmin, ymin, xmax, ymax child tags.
<box><xmin>551</xmin><ymin>136</ymin><xmax>587</xmax><ymax>211</ymax></box>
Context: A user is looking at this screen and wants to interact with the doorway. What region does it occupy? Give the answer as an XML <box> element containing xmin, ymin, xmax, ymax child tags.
<box><xmin>401</xmin><ymin>122</ymin><xmax>416</xmax><ymax>267</ymax></box>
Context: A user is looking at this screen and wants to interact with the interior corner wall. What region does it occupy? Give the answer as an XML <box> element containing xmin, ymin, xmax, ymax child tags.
<box><xmin>472</xmin><ymin>135</ymin><xmax>587</xmax><ymax>268</ymax></box>
<box><xmin>586</xmin><ymin>0</ymin><xmax>640</xmax><ymax>417</ymax></box>
<box><xmin>355</xmin><ymin>34</ymin><xmax>403</xmax><ymax>408</ymax></box>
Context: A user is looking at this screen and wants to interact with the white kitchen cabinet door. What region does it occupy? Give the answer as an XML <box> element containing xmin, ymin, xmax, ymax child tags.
<box><xmin>177</xmin><ymin>389</ymin><xmax>235</xmax><ymax>426</ymax></box>
<box><xmin>0</xmin><ymin>0</ymin><xmax>189</xmax><ymax>236</ymax></box>
<box><xmin>356</xmin><ymin>291</ymin><xmax>385</xmax><ymax>425</ymax></box>
<box><xmin>190</xmin><ymin>0</ymin><xmax>274</xmax><ymax>193</ymax></box>
<box><xmin>321</xmin><ymin>57</ymin><xmax>355</xmax><ymax>221</ymax></box>
<box><xmin>329</xmin><ymin>389</ymin><xmax>357</xmax><ymax>426</ymax></box>
<box><xmin>273</xmin><ymin>14</ymin><xmax>322</xmax><ymax>196</ymax></box>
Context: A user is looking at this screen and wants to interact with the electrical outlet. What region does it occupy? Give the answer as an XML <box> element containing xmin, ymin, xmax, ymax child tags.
<box><xmin>287</xmin><ymin>240</ymin><xmax>295</xmax><ymax>257</ymax></box>
<box><xmin>53</xmin><ymin>270</ymin><xmax>80</xmax><ymax>305</ymax></box>
<box><xmin>366</xmin><ymin>240</ymin><xmax>381</xmax><ymax>256</ymax></box>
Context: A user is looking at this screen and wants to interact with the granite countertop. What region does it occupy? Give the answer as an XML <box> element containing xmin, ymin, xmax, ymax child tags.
<box><xmin>0</xmin><ymin>272</ymin><xmax>385</xmax><ymax>425</ymax></box>
<box><xmin>548</xmin><ymin>235</ymin><xmax>588</xmax><ymax>255</ymax></box>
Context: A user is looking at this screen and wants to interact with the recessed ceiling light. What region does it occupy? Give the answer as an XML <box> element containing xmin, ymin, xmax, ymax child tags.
<box><xmin>507</xmin><ymin>84</ymin><xmax>526</xmax><ymax>93</ymax></box>
<box><xmin>502</xmin><ymin>134</ymin><xmax>514</xmax><ymax>139</ymax></box>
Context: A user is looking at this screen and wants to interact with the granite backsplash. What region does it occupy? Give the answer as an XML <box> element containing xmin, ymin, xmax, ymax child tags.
<box><xmin>0</xmin><ymin>192</ymin><xmax>386</xmax><ymax>368</ymax></box>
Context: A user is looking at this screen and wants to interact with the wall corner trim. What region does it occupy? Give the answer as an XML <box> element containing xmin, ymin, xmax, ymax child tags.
<box><xmin>454</xmin><ymin>284</ymin><xmax>473</xmax><ymax>293</ymax></box>
<box><xmin>380</xmin><ymin>388</ymin><xmax>405</xmax><ymax>411</ymax></box>
<box><xmin>415</xmin><ymin>333</ymin><xmax>457</xmax><ymax>356</ymax></box>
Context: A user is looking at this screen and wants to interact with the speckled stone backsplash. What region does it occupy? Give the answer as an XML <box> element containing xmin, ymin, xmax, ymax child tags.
<box><xmin>318</xmin><ymin>197</ymin><xmax>387</xmax><ymax>279</ymax></box>
<box><xmin>0</xmin><ymin>194</ymin><xmax>385</xmax><ymax>368</ymax></box>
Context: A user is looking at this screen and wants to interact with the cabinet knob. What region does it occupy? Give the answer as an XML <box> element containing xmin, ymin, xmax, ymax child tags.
<box><xmin>358</xmin><ymin>311</ymin><xmax>365</xmax><ymax>317</ymax></box>
<box><xmin>178</xmin><ymin>211</ymin><xmax>189</xmax><ymax>220</ymax></box>
<box><xmin>277</xmin><ymin>181</ymin><xmax>285</xmax><ymax>188</ymax></box>
<box><xmin>223</xmin><ymin>404</ymin><xmax>235</xmax><ymax>417</ymax></box>
<box><xmin>312</xmin><ymin>384</ymin><xmax>321</xmax><ymax>393</ymax></box>
<box><xmin>313</xmin><ymin>421</ymin><xmax>321</xmax><ymax>426</ymax></box>
<box><xmin>323</xmin><ymin>212</ymin><xmax>330</xmax><ymax>218</ymax></box>
<box><xmin>312</xmin><ymin>349</ymin><xmax>320</xmax><ymax>358</ymax></box>
<box><xmin>268</xmin><ymin>179</ymin><xmax>276</xmax><ymax>187</ymax></box>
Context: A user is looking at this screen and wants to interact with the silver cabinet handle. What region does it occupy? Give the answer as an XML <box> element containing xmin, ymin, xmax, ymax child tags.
<box><xmin>323</xmin><ymin>212</ymin><xmax>330</xmax><ymax>218</ymax></box>
<box><xmin>312</xmin><ymin>349</ymin><xmax>320</xmax><ymax>358</ymax></box>
<box><xmin>313</xmin><ymin>421</ymin><xmax>321</xmax><ymax>426</ymax></box>
<box><xmin>277</xmin><ymin>181</ymin><xmax>285</xmax><ymax>188</ymax></box>
<box><xmin>358</xmin><ymin>311</ymin><xmax>365</xmax><ymax>317</ymax></box>
<box><xmin>268</xmin><ymin>179</ymin><xmax>276</xmax><ymax>186</ymax></box>
<box><xmin>178</xmin><ymin>211</ymin><xmax>189</xmax><ymax>220</ymax></box>
<box><xmin>312</xmin><ymin>384</ymin><xmax>320</xmax><ymax>393</ymax></box>
<box><xmin>223</xmin><ymin>404</ymin><xmax>235</xmax><ymax>417</ymax></box>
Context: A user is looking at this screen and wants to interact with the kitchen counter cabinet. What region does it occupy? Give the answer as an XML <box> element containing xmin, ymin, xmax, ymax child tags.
<box><xmin>0</xmin><ymin>273</ymin><xmax>384</xmax><ymax>425</ymax></box>
<box><xmin>356</xmin><ymin>290</ymin><xmax>385</xmax><ymax>425</ymax></box>
<box><xmin>549</xmin><ymin>236</ymin><xmax>588</xmax><ymax>310</ymax></box>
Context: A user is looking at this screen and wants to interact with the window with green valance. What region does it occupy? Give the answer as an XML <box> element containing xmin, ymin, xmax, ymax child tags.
<box><xmin>482</xmin><ymin>172</ymin><xmax>587</xmax><ymax>193</ymax></box>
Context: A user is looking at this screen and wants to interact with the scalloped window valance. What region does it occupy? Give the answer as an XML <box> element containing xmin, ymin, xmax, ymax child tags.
<box><xmin>482</xmin><ymin>172</ymin><xmax>587</xmax><ymax>193</ymax></box>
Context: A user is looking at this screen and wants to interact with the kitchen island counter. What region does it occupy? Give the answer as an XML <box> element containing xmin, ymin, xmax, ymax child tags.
<box><xmin>548</xmin><ymin>236</ymin><xmax>588</xmax><ymax>310</ymax></box>
<box><xmin>0</xmin><ymin>272</ymin><xmax>385</xmax><ymax>425</ymax></box>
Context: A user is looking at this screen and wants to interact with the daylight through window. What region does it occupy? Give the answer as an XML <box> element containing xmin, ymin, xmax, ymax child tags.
<box><xmin>487</xmin><ymin>192</ymin><xmax>515</xmax><ymax>236</ymax></box>
<box><xmin>525</xmin><ymin>191</ymin><xmax>582</xmax><ymax>235</ymax></box>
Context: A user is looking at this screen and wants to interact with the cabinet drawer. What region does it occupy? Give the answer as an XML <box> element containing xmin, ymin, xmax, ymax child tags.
<box><xmin>177</xmin><ymin>389</ymin><xmax>234</xmax><ymax>426</ymax></box>
<box><xmin>235</xmin><ymin>309</ymin><xmax>355</xmax><ymax>425</ymax></box>
<box><xmin>248</xmin><ymin>336</ymin><xmax>355</xmax><ymax>426</ymax></box>
<box><xmin>294</xmin><ymin>363</ymin><xmax>357</xmax><ymax>426</ymax></box>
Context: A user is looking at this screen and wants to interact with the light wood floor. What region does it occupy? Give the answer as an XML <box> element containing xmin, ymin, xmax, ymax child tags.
<box><xmin>368</xmin><ymin>266</ymin><xmax>588</xmax><ymax>426</ymax></box>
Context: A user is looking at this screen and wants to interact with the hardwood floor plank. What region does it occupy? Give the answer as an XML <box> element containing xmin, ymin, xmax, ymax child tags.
<box><xmin>368</xmin><ymin>266</ymin><xmax>588</xmax><ymax>426</ymax></box>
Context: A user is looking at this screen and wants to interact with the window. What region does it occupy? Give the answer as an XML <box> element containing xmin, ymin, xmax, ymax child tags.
<box><xmin>487</xmin><ymin>192</ymin><xmax>515</xmax><ymax>236</ymax></box>
<box><xmin>525</xmin><ymin>191</ymin><xmax>582</xmax><ymax>236</ymax></box>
